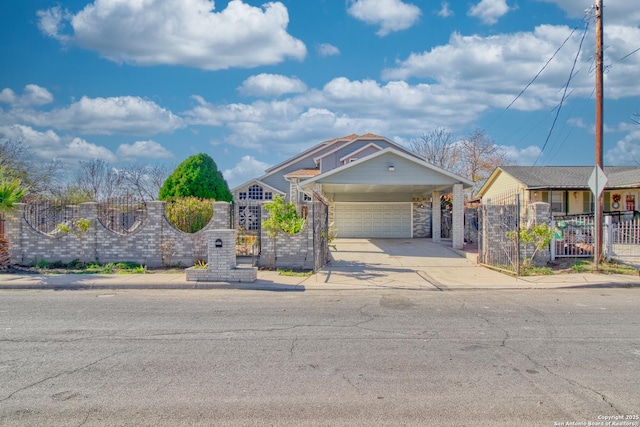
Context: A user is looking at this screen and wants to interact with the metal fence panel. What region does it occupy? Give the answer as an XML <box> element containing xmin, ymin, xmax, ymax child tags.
<box><xmin>553</xmin><ymin>215</ymin><xmax>595</xmax><ymax>258</ymax></box>
<box><xmin>478</xmin><ymin>190</ymin><xmax>520</xmax><ymax>274</ymax></box>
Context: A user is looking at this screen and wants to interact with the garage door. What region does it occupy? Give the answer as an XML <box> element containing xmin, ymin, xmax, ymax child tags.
<box><xmin>334</xmin><ymin>203</ymin><xmax>412</xmax><ymax>238</ymax></box>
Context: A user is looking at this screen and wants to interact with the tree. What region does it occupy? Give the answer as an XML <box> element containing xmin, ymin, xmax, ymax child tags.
<box><xmin>159</xmin><ymin>153</ymin><xmax>232</xmax><ymax>201</ymax></box>
<box><xmin>410</xmin><ymin>128</ymin><xmax>459</xmax><ymax>171</ymax></box>
<box><xmin>74</xmin><ymin>159</ymin><xmax>123</xmax><ymax>201</ymax></box>
<box><xmin>411</xmin><ymin>128</ymin><xmax>510</xmax><ymax>194</ymax></box>
<box><xmin>0</xmin><ymin>168</ymin><xmax>27</xmax><ymax>268</ymax></box>
<box><xmin>120</xmin><ymin>162</ymin><xmax>172</xmax><ymax>201</ymax></box>
<box><xmin>458</xmin><ymin>129</ymin><xmax>510</xmax><ymax>192</ymax></box>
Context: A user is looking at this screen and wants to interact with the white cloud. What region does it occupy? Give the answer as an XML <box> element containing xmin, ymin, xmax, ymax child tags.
<box><xmin>116</xmin><ymin>140</ymin><xmax>174</xmax><ymax>161</ymax></box>
<box><xmin>7</xmin><ymin>95</ymin><xmax>183</xmax><ymax>135</ymax></box>
<box><xmin>347</xmin><ymin>0</ymin><xmax>421</xmax><ymax>36</ymax></box>
<box><xmin>238</xmin><ymin>74</ymin><xmax>307</xmax><ymax>97</ymax></box>
<box><xmin>538</xmin><ymin>1</ymin><xmax>640</xmax><ymax>27</ymax></box>
<box><xmin>438</xmin><ymin>2</ymin><xmax>454</xmax><ymax>18</ymax></box>
<box><xmin>605</xmin><ymin>129</ymin><xmax>640</xmax><ymax>165</ymax></box>
<box><xmin>503</xmin><ymin>145</ymin><xmax>542</xmax><ymax>165</ymax></box>
<box><xmin>468</xmin><ymin>0</ymin><xmax>510</xmax><ymax>25</ymax></box>
<box><xmin>37</xmin><ymin>0</ymin><xmax>306</xmax><ymax>70</ymax></box>
<box><xmin>223</xmin><ymin>155</ymin><xmax>270</xmax><ymax>188</ymax></box>
<box><xmin>0</xmin><ymin>125</ymin><xmax>115</xmax><ymax>162</ymax></box>
<box><xmin>317</xmin><ymin>43</ymin><xmax>340</xmax><ymax>57</ymax></box>
<box><xmin>0</xmin><ymin>85</ymin><xmax>54</xmax><ymax>108</ymax></box>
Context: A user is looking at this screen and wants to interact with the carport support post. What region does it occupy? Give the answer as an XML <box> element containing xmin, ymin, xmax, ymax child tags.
<box><xmin>452</xmin><ymin>184</ymin><xmax>464</xmax><ymax>250</ymax></box>
<box><xmin>432</xmin><ymin>191</ymin><xmax>441</xmax><ymax>243</ymax></box>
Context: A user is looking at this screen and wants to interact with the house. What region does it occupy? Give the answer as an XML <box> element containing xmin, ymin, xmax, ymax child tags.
<box><xmin>231</xmin><ymin>134</ymin><xmax>473</xmax><ymax>248</ymax></box>
<box><xmin>477</xmin><ymin>166</ymin><xmax>640</xmax><ymax>217</ymax></box>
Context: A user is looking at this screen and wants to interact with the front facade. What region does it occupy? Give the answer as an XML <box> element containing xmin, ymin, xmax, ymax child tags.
<box><xmin>231</xmin><ymin>134</ymin><xmax>473</xmax><ymax>247</ymax></box>
<box><xmin>478</xmin><ymin>166</ymin><xmax>640</xmax><ymax>218</ymax></box>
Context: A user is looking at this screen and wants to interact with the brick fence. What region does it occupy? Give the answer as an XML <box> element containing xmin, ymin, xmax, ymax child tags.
<box><xmin>5</xmin><ymin>201</ymin><xmax>232</xmax><ymax>268</ymax></box>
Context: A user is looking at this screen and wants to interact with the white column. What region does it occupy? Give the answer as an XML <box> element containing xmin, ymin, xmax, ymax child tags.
<box><xmin>432</xmin><ymin>191</ymin><xmax>441</xmax><ymax>243</ymax></box>
<box><xmin>452</xmin><ymin>184</ymin><xmax>464</xmax><ymax>250</ymax></box>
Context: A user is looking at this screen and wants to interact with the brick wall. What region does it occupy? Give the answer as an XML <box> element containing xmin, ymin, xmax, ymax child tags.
<box><xmin>259</xmin><ymin>204</ymin><xmax>315</xmax><ymax>270</ymax></box>
<box><xmin>5</xmin><ymin>201</ymin><xmax>230</xmax><ymax>268</ymax></box>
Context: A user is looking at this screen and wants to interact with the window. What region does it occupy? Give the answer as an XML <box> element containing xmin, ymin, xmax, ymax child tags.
<box><xmin>626</xmin><ymin>194</ymin><xmax>636</xmax><ymax>211</ymax></box>
<box><xmin>264</xmin><ymin>192</ymin><xmax>273</xmax><ymax>200</ymax></box>
<box><xmin>303</xmin><ymin>193</ymin><xmax>311</xmax><ymax>202</ymax></box>
<box><xmin>550</xmin><ymin>192</ymin><xmax>564</xmax><ymax>213</ymax></box>
<box><xmin>238</xmin><ymin>192</ymin><xmax>247</xmax><ymax>200</ymax></box>
<box><xmin>248</xmin><ymin>184</ymin><xmax>263</xmax><ymax>200</ymax></box>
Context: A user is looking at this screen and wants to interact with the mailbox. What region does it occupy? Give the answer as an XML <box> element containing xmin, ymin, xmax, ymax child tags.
<box><xmin>215</xmin><ymin>239</ymin><xmax>223</xmax><ymax>248</ymax></box>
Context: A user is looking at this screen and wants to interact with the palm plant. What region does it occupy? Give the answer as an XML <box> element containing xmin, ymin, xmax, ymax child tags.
<box><xmin>0</xmin><ymin>169</ymin><xmax>26</xmax><ymax>268</ymax></box>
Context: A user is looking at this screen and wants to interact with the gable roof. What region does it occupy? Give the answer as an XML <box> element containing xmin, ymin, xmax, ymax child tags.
<box><xmin>230</xmin><ymin>179</ymin><xmax>286</xmax><ymax>195</ymax></box>
<box><xmin>262</xmin><ymin>133</ymin><xmax>416</xmax><ymax>177</ymax></box>
<box><xmin>284</xmin><ymin>168</ymin><xmax>321</xmax><ymax>179</ymax></box>
<box><xmin>478</xmin><ymin>166</ymin><xmax>640</xmax><ymax>197</ymax></box>
<box><xmin>300</xmin><ymin>147</ymin><xmax>474</xmax><ymax>190</ymax></box>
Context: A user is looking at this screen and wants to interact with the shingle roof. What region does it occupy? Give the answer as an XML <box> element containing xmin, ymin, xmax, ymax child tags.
<box><xmin>284</xmin><ymin>168</ymin><xmax>321</xmax><ymax>178</ymax></box>
<box><xmin>499</xmin><ymin>166</ymin><xmax>640</xmax><ymax>189</ymax></box>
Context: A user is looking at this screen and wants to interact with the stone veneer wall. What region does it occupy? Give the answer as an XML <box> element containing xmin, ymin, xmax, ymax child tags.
<box><xmin>412</xmin><ymin>200</ymin><xmax>432</xmax><ymax>238</ymax></box>
<box><xmin>5</xmin><ymin>201</ymin><xmax>232</xmax><ymax>268</ymax></box>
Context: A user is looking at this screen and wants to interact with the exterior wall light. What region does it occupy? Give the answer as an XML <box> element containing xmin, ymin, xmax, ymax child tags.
<box><xmin>388</xmin><ymin>165</ymin><xmax>395</xmax><ymax>172</ymax></box>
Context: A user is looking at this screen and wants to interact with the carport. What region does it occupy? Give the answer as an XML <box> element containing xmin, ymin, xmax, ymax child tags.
<box><xmin>300</xmin><ymin>148</ymin><xmax>474</xmax><ymax>249</ymax></box>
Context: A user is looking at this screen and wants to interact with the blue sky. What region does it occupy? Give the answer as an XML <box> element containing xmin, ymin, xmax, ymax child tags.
<box><xmin>1</xmin><ymin>0</ymin><xmax>639</xmax><ymax>189</ymax></box>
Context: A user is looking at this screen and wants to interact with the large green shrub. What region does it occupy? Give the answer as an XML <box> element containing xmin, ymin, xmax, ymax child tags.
<box><xmin>159</xmin><ymin>153</ymin><xmax>232</xmax><ymax>201</ymax></box>
<box><xmin>262</xmin><ymin>195</ymin><xmax>305</xmax><ymax>236</ymax></box>
<box><xmin>165</xmin><ymin>197</ymin><xmax>214</xmax><ymax>233</ymax></box>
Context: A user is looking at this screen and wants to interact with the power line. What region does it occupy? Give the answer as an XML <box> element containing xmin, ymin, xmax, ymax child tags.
<box><xmin>619</xmin><ymin>46</ymin><xmax>640</xmax><ymax>61</ymax></box>
<box><xmin>534</xmin><ymin>19</ymin><xmax>590</xmax><ymax>166</ymax></box>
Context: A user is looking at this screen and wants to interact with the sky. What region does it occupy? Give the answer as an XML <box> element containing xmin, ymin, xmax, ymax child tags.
<box><xmin>1</xmin><ymin>0</ymin><xmax>639</xmax><ymax>189</ymax></box>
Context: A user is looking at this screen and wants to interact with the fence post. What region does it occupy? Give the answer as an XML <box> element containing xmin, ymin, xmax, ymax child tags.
<box><xmin>604</xmin><ymin>215</ymin><xmax>612</xmax><ymax>259</ymax></box>
<box><xmin>550</xmin><ymin>220</ymin><xmax>556</xmax><ymax>261</ymax></box>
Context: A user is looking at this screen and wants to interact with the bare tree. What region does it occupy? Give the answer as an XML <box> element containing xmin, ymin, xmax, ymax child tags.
<box><xmin>411</xmin><ymin>128</ymin><xmax>509</xmax><ymax>194</ymax></box>
<box><xmin>410</xmin><ymin>128</ymin><xmax>460</xmax><ymax>172</ymax></box>
<box><xmin>75</xmin><ymin>159</ymin><xmax>123</xmax><ymax>201</ymax></box>
<box><xmin>0</xmin><ymin>138</ymin><xmax>30</xmax><ymax>181</ymax></box>
<box><xmin>120</xmin><ymin>162</ymin><xmax>172</xmax><ymax>201</ymax></box>
<box><xmin>458</xmin><ymin>129</ymin><xmax>509</xmax><ymax>191</ymax></box>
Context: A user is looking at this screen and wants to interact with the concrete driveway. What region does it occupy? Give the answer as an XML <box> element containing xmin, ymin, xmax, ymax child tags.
<box><xmin>315</xmin><ymin>238</ymin><xmax>518</xmax><ymax>290</ymax></box>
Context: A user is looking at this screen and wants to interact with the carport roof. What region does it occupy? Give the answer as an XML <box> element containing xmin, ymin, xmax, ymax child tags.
<box><xmin>300</xmin><ymin>148</ymin><xmax>474</xmax><ymax>195</ymax></box>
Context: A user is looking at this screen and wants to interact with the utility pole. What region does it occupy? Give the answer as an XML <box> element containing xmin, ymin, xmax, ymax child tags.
<box><xmin>594</xmin><ymin>0</ymin><xmax>604</xmax><ymax>270</ymax></box>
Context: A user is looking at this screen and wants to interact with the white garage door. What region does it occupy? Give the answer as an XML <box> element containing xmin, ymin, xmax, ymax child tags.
<box><xmin>334</xmin><ymin>203</ymin><xmax>412</xmax><ymax>238</ymax></box>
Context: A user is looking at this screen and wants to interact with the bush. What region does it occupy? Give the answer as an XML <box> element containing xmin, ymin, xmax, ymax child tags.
<box><xmin>159</xmin><ymin>153</ymin><xmax>232</xmax><ymax>201</ymax></box>
<box><xmin>165</xmin><ymin>197</ymin><xmax>214</xmax><ymax>233</ymax></box>
<box><xmin>263</xmin><ymin>195</ymin><xmax>305</xmax><ymax>236</ymax></box>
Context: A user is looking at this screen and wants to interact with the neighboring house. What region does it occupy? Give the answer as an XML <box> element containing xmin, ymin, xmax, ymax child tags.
<box><xmin>232</xmin><ymin>133</ymin><xmax>473</xmax><ymax>243</ymax></box>
<box><xmin>478</xmin><ymin>166</ymin><xmax>640</xmax><ymax>217</ymax></box>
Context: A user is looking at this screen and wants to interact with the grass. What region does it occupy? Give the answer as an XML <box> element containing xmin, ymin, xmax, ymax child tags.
<box><xmin>30</xmin><ymin>259</ymin><xmax>148</xmax><ymax>274</ymax></box>
<box><xmin>277</xmin><ymin>269</ymin><xmax>313</xmax><ymax>277</ymax></box>
<box><xmin>571</xmin><ymin>259</ymin><xmax>638</xmax><ymax>275</ymax></box>
<box><xmin>520</xmin><ymin>264</ymin><xmax>553</xmax><ymax>276</ymax></box>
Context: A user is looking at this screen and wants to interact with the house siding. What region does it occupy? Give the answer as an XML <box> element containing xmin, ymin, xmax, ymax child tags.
<box><xmin>318</xmin><ymin>140</ymin><xmax>393</xmax><ymax>173</ymax></box>
<box><xmin>482</xmin><ymin>172</ymin><xmax>522</xmax><ymax>202</ymax></box>
<box><xmin>319</xmin><ymin>152</ymin><xmax>456</xmax><ymax>186</ymax></box>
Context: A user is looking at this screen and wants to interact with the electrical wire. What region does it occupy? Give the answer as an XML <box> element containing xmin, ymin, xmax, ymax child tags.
<box><xmin>534</xmin><ymin>19</ymin><xmax>590</xmax><ymax>166</ymax></box>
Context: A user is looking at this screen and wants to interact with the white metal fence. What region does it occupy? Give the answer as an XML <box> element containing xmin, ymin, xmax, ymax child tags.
<box><xmin>605</xmin><ymin>217</ymin><xmax>640</xmax><ymax>267</ymax></box>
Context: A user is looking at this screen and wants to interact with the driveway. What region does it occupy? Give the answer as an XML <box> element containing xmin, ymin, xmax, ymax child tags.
<box><xmin>315</xmin><ymin>238</ymin><xmax>517</xmax><ymax>290</ymax></box>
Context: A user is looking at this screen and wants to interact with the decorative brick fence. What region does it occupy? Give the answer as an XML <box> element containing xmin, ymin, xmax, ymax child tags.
<box><xmin>5</xmin><ymin>201</ymin><xmax>232</xmax><ymax>268</ymax></box>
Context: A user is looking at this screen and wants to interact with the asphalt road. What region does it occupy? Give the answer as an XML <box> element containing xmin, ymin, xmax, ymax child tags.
<box><xmin>1</xmin><ymin>288</ymin><xmax>639</xmax><ymax>426</ymax></box>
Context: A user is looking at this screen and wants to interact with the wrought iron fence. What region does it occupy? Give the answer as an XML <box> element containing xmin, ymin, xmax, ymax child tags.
<box><xmin>478</xmin><ymin>190</ymin><xmax>520</xmax><ymax>274</ymax></box>
<box><xmin>23</xmin><ymin>199</ymin><xmax>79</xmax><ymax>235</ymax></box>
<box><xmin>311</xmin><ymin>198</ymin><xmax>329</xmax><ymax>272</ymax></box>
<box><xmin>98</xmin><ymin>196</ymin><xmax>146</xmax><ymax>235</ymax></box>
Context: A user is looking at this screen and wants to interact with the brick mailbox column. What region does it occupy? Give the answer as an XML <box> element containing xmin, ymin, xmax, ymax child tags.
<box><xmin>186</xmin><ymin>228</ymin><xmax>257</xmax><ymax>283</ymax></box>
<box><xmin>206</xmin><ymin>229</ymin><xmax>236</xmax><ymax>272</ymax></box>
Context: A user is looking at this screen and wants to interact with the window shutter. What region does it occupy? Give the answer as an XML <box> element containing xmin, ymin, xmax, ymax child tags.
<box><xmin>583</xmin><ymin>191</ymin><xmax>591</xmax><ymax>213</ymax></box>
<box><xmin>541</xmin><ymin>192</ymin><xmax>549</xmax><ymax>203</ymax></box>
<box><xmin>604</xmin><ymin>191</ymin><xmax>610</xmax><ymax>211</ymax></box>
